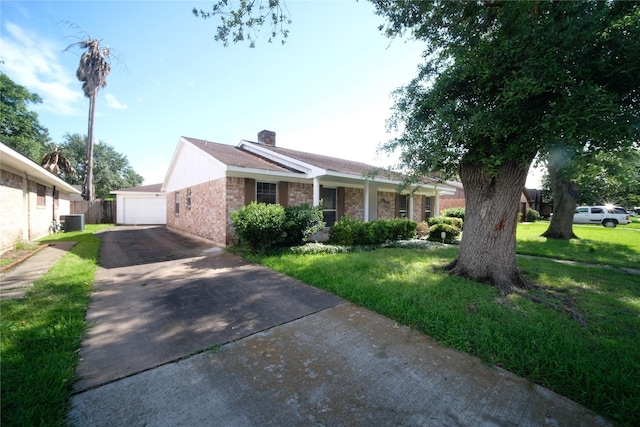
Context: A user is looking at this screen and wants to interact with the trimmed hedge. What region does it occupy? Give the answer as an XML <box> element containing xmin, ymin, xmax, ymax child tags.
<box><xmin>442</xmin><ymin>207</ymin><xmax>465</xmax><ymax>220</ymax></box>
<box><xmin>231</xmin><ymin>202</ymin><xmax>324</xmax><ymax>251</ymax></box>
<box><xmin>329</xmin><ymin>216</ymin><xmax>417</xmax><ymax>245</ymax></box>
<box><xmin>525</xmin><ymin>208</ymin><xmax>541</xmax><ymax>222</ymax></box>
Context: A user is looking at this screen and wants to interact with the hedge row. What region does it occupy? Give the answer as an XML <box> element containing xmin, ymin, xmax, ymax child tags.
<box><xmin>329</xmin><ymin>216</ymin><xmax>417</xmax><ymax>245</ymax></box>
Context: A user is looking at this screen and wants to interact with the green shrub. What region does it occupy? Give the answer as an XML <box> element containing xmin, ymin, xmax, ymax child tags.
<box><xmin>232</xmin><ymin>203</ymin><xmax>325</xmax><ymax>251</ymax></box>
<box><xmin>329</xmin><ymin>215</ymin><xmax>358</xmax><ymax>245</ymax></box>
<box><xmin>525</xmin><ymin>208</ymin><xmax>541</xmax><ymax>222</ymax></box>
<box><xmin>427</xmin><ymin>216</ymin><xmax>463</xmax><ymax>230</ymax></box>
<box><xmin>329</xmin><ymin>216</ymin><xmax>417</xmax><ymax>245</ymax></box>
<box><xmin>427</xmin><ymin>223</ymin><xmax>461</xmax><ymax>243</ymax></box>
<box><xmin>442</xmin><ymin>207</ymin><xmax>465</xmax><ymax>220</ymax></box>
<box><xmin>282</xmin><ymin>204</ymin><xmax>325</xmax><ymax>246</ymax></box>
<box><xmin>231</xmin><ymin>202</ymin><xmax>286</xmax><ymax>250</ymax></box>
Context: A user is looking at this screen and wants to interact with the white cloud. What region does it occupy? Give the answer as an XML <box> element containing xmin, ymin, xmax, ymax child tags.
<box><xmin>0</xmin><ymin>22</ymin><xmax>82</xmax><ymax>115</ymax></box>
<box><xmin>104</xmin><ymin>93</ymin><xmax>128</xmax><ymax>110</ymax></box>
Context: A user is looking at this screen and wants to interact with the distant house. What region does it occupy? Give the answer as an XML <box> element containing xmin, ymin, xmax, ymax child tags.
<box><xmin>439</xmin><ymin>179</ymin><xmax>541</xmax><ymax>220</ymax></box>
<box><xmin>112</xmin><ymin>183</ymin><xmax>166</xmax><ymax>225</ymax></box>
<box><xmin>162</xmin><ymin>130</ymin><xmax>456</xmax><ymax>246</ymax></box>
<box><xmin>0</xmin><ymin>142</ymin><xmax>81</xmax><ymax>254</ymax></box>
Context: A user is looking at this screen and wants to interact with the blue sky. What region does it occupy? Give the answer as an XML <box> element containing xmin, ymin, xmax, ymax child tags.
<box><xmin>1</xmin><ymin>0</ymin><xmax>543</xmax><ymax>187</ymax></box>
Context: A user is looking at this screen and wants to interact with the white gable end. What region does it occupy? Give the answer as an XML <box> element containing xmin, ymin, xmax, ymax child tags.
<box><xmin>164</xmin><ymin>138</ymin><xmax>226</xmax><ymax>192</ymax></box>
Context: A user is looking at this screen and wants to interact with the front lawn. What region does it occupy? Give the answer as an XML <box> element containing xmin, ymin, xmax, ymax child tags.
<box><xmin>245</xmin><ymin>225</ymin><xmax>640</xmax><ymax>426</ymax></box>
<box><xmin>517</xmin><ymin>221</ymin><xmax>640</xmax><ymax>268</ymax></box>
<box><xmin>0</xmin><ymin>225</ymin><xmax>111</xmax><ymax>426</ymax></box>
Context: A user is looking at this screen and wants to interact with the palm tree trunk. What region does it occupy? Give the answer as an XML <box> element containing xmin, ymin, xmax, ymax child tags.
<box><xmin>84</xmin><ymin>92</ymin><xmax>96</xmax><ymax>201</ymax></box>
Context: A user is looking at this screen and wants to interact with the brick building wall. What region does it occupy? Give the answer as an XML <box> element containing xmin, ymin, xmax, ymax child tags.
<box><xmin>344</xmin><ymin>187</ymin><xmax>365</xmax><ymax>220</ymax></box>
<box><xmin>412</xmin><ymin>196</ymin><xmax>424</xmax><ymax>222</ymax></box>
<box><xmin>225</xmin><ymin>177</ymin><xmax>246</xmax><ymax>244</ymax></box>
<box><xmin>1</xmin><ymin>170</ymin><xmax>25</xmax><ymax>253</ymax></box>
<box><xmin>377</xmin><ymin>191</ymin><xmax>396</xmax><ymax>219</ymax></box>
<box><xmin>167</xmin><ymin>177</ymin><xmax>228</xmax><ymax>243</ymax></box>
<box><xmin>1</xmin><ymin>169</ymin><xmax>72</xmax><ymax>253</ymax></box>
<box><xmin>439</xmin><ymin>198</ymin><xmax>465</xmax><ymax>213</ymax></box>
<box><xmin>286</xmin><ymin>182</ymin><xmax>313</xmax><ymax>206</ymax></box>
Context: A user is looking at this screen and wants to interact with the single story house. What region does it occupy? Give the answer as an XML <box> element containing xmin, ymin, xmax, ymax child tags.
<box><xmin>162</xmin><ymin>130</ymin><xmax>455</xmax><ymax>246</ymax></box>
<box><xmin>0</xmin><ymin>142</ymin><xmax>81</xmax><ymax>254</ymax></box>
<box><xmin>112</xmin><ymin>183</ymin><xmax>166</xmax><ymax>225</ymax></box>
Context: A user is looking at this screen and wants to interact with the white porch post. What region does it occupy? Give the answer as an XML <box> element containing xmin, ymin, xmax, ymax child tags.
<box><xmin>409</xmin><ymin>195</ymin><xmax>414</xmax><ymax>221</ymax></box>
<box><xmin>434</xmin><ymin>190</ymin><xmax>441</xmax><ymax>217</ymax></box>
<box><xmin>313</xmin><ymin>177</ymin><xmax>320</xmax><ymax>206</ymax></box>
<box><xmin>364</xmin><ymin>181</ymin><xmax>370</xmax><ymax>221</ymax></box>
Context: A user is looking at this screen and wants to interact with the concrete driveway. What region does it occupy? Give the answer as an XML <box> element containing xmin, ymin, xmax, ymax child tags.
<box><xmin>68</xmin><ymin>226</ymin><xmax>611</xmax><ymax>426</ymax></box>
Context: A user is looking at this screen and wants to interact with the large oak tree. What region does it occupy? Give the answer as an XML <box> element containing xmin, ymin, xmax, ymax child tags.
<box><xmin>373</xmin><ymin>0</ymin><xmax>639</xmax><ymax>294</ymax></box>
<box><xmin>196</xmin><ymin>1</ymin><xmax>639</xmax><ymax>296</ymax></box>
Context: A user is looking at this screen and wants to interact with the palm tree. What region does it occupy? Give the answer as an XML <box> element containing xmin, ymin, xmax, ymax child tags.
<box><xmin>72</xmin><ymin>38</ymin><xmax>111</xmax><ymax>200</ymax></box>
<box><xmin>41</xmin><ymin>146</ymin><xmax>77</xmax><ymax>178</ymax></box>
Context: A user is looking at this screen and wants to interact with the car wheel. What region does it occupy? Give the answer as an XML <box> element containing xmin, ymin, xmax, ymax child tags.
<box><xmin>603</xmin><ymin>219</ymin><xmax>617</xmax><ymax>228</ymax></box>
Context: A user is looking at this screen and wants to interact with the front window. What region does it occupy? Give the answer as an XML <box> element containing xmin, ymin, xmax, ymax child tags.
<box><xmin>322</xmin><ymin>187</ymin><xmax>337</xmax><ymax>227</ymax></box>
<box><xmin>256</xmin><ymin>182</ymin><xmax>277</xmax><ymax>204</ymax></box>
<box><xmin>424</xmin><ymin>196</ymin><xmax>431</xmax><ymax>219</ymax></box>
<box><xmin>175</xmin><ymin>191</ymin><xmax>180</xmax><ymax>214</ymax></box>
<box><xmin>398</xmin><ymin>195</ymin><xmax>408</xmax><ymax>218</ymax></box>
<box><xmin>37</xmin><ymin>184</ymin><xmax>46</xmax><ymax>207</ymax></box>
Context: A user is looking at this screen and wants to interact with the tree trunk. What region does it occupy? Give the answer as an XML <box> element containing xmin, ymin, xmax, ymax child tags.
<box><xmin>541</xmin><ymin>155</ymin><xmax>579</xmax><ymax>239</ymax></box>
<box><xmin>446</xmin><ymin>159</ymin><xmax>532</xmax><ymax>295</ymax></box>
<box><xmin>84</xmin><ymin>92</ymin><xmax>96</xmax><ymax>201</ymax></box>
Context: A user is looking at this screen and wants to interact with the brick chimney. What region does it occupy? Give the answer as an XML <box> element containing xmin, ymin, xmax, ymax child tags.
<box><xmin>258</xmin><ymin>130</ymin><xmax>276</xmax><ymax>147</ymax></box>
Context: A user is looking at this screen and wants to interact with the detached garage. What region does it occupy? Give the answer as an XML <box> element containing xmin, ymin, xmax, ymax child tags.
<box><xmin>112</xmin><ymin>184</ymin><xmax>166</xmax><ymax>225</ymax></box>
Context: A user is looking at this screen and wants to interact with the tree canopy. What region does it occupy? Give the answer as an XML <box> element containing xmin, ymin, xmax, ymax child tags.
<box><xmin>375</xmin><ymin>0</ymin><xmax>639</xmax><ymax>180</ymax></box>
<box><xmin>57</xmin><ymin>133</ymin><xmax>143</xmax><ymax>199</ymax></box>
<box><xmin>195</xmin><ymin>0</ymin><xmax>639</xmax><ymax>297</ymax></box>
<box><xmin>0</xmin><ymin>71</ymin><xmax>50</xmax><ymax>161</ymax></box>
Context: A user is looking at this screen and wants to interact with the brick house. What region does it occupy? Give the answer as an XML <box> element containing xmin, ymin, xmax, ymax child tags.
<box><xmin>162</xmin><ymin>131</ymin><xmax>456</xmax><ymax>246</ymax></box>
<box><xmin>1</xmin><ymin>142</ymin><xmax>81</xmax><ymax>254</ymax></box>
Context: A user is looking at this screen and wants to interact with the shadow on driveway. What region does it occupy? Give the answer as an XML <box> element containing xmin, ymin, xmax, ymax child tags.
<box><xmin>74</xmin><ymin>226</ymin><xmax>341</xmax><ymax>392</ymax></box>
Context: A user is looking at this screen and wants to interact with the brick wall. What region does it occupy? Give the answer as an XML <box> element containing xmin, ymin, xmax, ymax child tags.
<box><xmin>225</xmin><ymin>177</ymin><xmax>246</xmax><ymax>244</ymax></box>
<box><xmin>167</xmin><ymin>177</ymin><xmax>227</xmax><ymax>243</ymax></box>
<box><xmin>412</xmin><ymin>195</ymin><xmax>424</xmax><ymax>222</ymax></box>
<box><xmin>344</xmin><ymin>187</ymin><xmax>365</xmax><ymax>220</ymax></box>
<box><xmin>377</xmin><ymin>191</ymin><xmax>396</xmax><ymax>219</ymax></box>
<box><xmin>439</xmin><ymin>198</ymin><xmax>465</xmax><ymax>214</ymax></box>
<box><xmin>1</xmin><ymin>170</ymin><xmax>24</xmax><ymax>253</ymax></box>
<box><xmin>286</xmin><ymin>182</ymin><xmax>313</xmax><ymax>206</ymax></box>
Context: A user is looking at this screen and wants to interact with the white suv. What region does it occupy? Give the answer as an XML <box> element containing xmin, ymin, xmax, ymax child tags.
<box><xmin>573</xmin><ymin>206</ymin><xmax>631</xmax><ymax>228</ymax></box>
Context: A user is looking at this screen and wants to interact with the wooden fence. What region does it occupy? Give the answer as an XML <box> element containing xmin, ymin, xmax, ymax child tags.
<box><xmin>70</xmin><ymin>200</ymin><xmax>116</xmax><ymax>224</ymax></box>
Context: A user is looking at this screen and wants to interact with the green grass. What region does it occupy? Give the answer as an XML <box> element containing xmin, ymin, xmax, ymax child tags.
<box><xmin>517</xmin><ymin>221</ymin><xmax>640</xmax><ymax>268</ymax></box>
<box><xmin>246</xmin><ymin>229</ymin><xmax>640</xmax><ymax>426</ymax></box>
<box><xmin>0</xmin><ymin>225</ymin><xmax>112</xmax><ymax>427</ymax></box>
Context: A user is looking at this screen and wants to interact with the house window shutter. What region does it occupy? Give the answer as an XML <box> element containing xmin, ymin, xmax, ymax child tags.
<box><xmin>395</xmin><ymin>194</ymin><xmax>400</xmax><ymax>217</ymax></box>
<box><xmin>279</xmin><ymin>181</ymin><xmax>289</xmax><ymax>207</ymax></box>
<box><xmin>337</xmin><ymin>187</ymin><xmax>345</xmax><ymax>220</ymax></box>
<box><xmin>245</xmin><ymin>178</ymin><xmax>256</xmax><ymax>205</ymax></box>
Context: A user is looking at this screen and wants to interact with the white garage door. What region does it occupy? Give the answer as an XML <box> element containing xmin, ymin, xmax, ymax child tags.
<box><xmin>122</xmin><ymin>197</ymin><xmax>166</xmax><ymax>225</ymax></box>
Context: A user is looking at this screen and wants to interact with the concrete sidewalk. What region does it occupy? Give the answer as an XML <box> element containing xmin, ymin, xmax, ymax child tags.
<box><xmin>0</xmin><ymin>241</ymin><xmax>76</xmax><ymax>300</ymax></box>
<box><xmin>68</xmin><ymin>302</ymin><xmax>611</xmax><ymax>427</ymax></box>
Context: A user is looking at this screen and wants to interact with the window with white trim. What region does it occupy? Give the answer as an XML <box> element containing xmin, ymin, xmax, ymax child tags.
<box><xmin>398</xmin><ymin>195</ymin><xmax>408</xmax><ymax>218</ymax></box>
<box><xmin>256</xmin><ymin>182</ymin><xmax>277</xmax><ymax>204</ymax></box>
<box><xmin>322</xmin><ymin>187</ymin><xmax>337</xmax><ymax>226</ymax></box>
<box><xmin>424</xmin><ymin>196</ymin><xmax>431</xmax><ymax>219</ymax></box>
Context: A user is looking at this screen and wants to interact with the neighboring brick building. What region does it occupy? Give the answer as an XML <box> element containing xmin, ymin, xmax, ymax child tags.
<box><xmin>163</xmin><ymin>131</ymin><xmax>456</xmax><ymax>246</ymax></box>
<box><xmin>1</xmin><ymin>142</ymin><xmax>80</xmax><ymax>254</ymax></box>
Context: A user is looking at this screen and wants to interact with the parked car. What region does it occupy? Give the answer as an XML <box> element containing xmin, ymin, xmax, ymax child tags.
<box><xmin>573</xmin><ymin>206</ymin><xmax>630</xmax><ymax>227</ymax></box>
